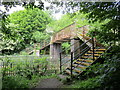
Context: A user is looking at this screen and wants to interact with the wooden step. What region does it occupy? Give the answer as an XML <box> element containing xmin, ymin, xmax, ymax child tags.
<box><xmin>75</xmin><ymin>61</ymin><xmax>91</xmax><ymax>66</ymax></box>
<box><xmin>84</xmin><ymin>53</ymin><xmax>100</xmax><ymax>57</ymax></box>
<box><xmin>65</xmin><ymin>69</ymin><xmax>78</xmax><ymax>76</ymax></box>
<box><xmin>82</xmin><ymin>56</ymin><xmax>97</xmax><ymax>60</ymax></box>
<box><xmin>88</xmin><ymin>51</ymin><xmax>104</xmax><ymax>54</ymax></box>
<box><xmin>69</xmin><ymin>64</ymin><xmax>87</xmax><ymax>70</ymax></box>
<box><xmin>77</xmin><ymin>59</ymin><xmax>94</xmax><ymax>63</ymax></box>
<box><xmin>90</xmin><ymin>49</ymin><xmax>106</xmax><ymax>51</ymax></box>
<box><xmin>72</xmin><ymin>64</ymin><xmax>87</xmax><ymax>69</ymax></box>
<box><xmin>73</xmin><ymin>68</ymin><xmax>82</xmax><ymax>73</ymax></box>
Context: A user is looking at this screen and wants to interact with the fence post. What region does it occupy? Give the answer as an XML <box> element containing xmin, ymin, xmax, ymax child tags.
<box><xmin>71</xmin><ymin>52</ymin><xmax>73</xmax><ymax>78</ymax></box>
<box><xmin>92</xmin><ymin>37</ymin><xmax>95</xmax><ymax>61</ymax></box>
<box><xmin>60</xmin><ymin>53</ymin><xmax>62</xmax><ymax>74</ymax></box>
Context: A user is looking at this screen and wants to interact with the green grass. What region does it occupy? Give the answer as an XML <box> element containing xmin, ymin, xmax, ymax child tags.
<box><xmin>2</xmin><ymin>73</ymin><xmax>57</xmax><ymax>89</ymax></box>
<box><xmin>63</xmin><ymin>76</ymin><xmax>101</xmax><ymax>89</ymax></box>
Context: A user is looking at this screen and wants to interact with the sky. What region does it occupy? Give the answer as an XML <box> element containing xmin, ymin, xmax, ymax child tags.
<box><xmin>0</xmin><ymin>1</ymin><xmax>63</xmax><ymax>20</ymax></box>
<box><xmin>0</xmin><ymin>5</ymin><xmax>24</xmax><ymax>14</ymax></box>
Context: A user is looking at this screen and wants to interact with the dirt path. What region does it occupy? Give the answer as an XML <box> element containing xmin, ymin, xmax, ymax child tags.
<box><xmin>35</xmin><ymin>78</ymin><xmax>63</xmax><ymax>88</ymax></box>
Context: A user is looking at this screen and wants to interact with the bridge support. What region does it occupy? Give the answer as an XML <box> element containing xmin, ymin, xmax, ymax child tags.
<box><xmin>50</xmin><ymin>43</ymin><xmax>61</xmax><ymax>71</ymax></box>
<box><xmin>71</xmin><ymin>39</ymin><xmax>80</xmax><ymax>60</ymax></box>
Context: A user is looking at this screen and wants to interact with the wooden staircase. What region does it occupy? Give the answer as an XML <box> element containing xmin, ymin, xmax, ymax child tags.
<box><xmin>49</xmin><ymin>23</ymin><xmax>110</xmax><ymax>78</ymax></box>
<box><xmin>59</xmin><ymin>36</ymin><xmax>107</xmax><ymax>77</ymax></box>
<box><xmin>58</xmin><ymin>25</ymin><xmax>107</xmax><ymax>77</ymax></box>
<box><xmin>64</xmin><ymin>48</ymin><xmax>106</xmax><ymax>76</ymax></box>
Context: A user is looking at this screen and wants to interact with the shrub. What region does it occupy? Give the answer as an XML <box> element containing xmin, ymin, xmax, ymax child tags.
<box><xmin>1</xmin><ymin>56</ymin><xmax>51</xmax><ymax>89</ymax></box>
<box><xmin>2</xmin><ymin>75</ymin><xmax>29</xmax><ymax>89</ymax></box>
<box><xmin>65</xmin><ymin>76</ymin><xmax>101</xmax><ymax>89</ymax></box>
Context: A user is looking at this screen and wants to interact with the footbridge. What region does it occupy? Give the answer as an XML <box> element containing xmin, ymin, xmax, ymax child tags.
<box><xmin>49</xmin><ymin>23</ymin><xmax>104</xmax><ymax>70</ymax></box>
<box><xmin>51</xmin><ymin>23</ymin><xmax>89</xmax><ymax>43</ymax></box>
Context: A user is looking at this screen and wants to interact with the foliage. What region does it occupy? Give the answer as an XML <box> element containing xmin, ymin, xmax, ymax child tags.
<box><xmin>62</xmin><ymin>42</ymin><xmax>70</xmax><ymax>54</ymax></box>
<box><xmin>70</xmin><ymin>12</ymin><xmax>89</xmax><ymax>28</ymax></box>
<box><xmin>64</xmin><ymin>76</ymin><xmax>101</xmax><ymax>89</ymax></box>
<box><xmin>32</xmin><ymin>31</ymin><xmax>49</xmax><ymax>43</ymax></box>
<box><xmin>46</xmin><ymin>13</ymin><xmax>73</xmax><ymax>33</ymax></box>
<box><xmin>82</xmin><ymin>63</ymin><xmax>102</xmax><ymax>79</ymax></box>
<box><xmin>98</xmin><ymin>46</ymin><xmax>120</xmax><ymax>89</ymax></box>
<box><xmin>1</xmin><ymin>55</ymin><xmax>58</xmax><ymax>89</ymax></box>
<box><xmin>20</xmin><ymin>51</ymin><xmax>29</xmax><ymax>55</ymax></box>
<box><xmin>1</xmin><ymin>56</ymin><xmax>49</xmax><ymax>78</ymax></box>
<box><xmin>0</xmin><ymin>8</ymin><xmax>51</xmax><ymax>55</ymax></box>
<box><xmin>80</xmin><ymin>2</ymin><xmax>120</xmax><ymax>45</ymax></box>
<box><xmin>2</xmin><ymin>73</ymin><xmax>57</xmax><ymax>89</ymax></box>
<box><xmin>47</xmin><ymin>12</ymin><xmax>90</xmax><ymax>33</ymax></box>
<box><xmin>33</xmin><ymin>57</ymin><xmax>48</xmax><ymax>74</ymax></box>
<box><xmin>1</xmin><ymin>0</ymin><xmax>44</xmax><ymax>10</ymax></box>
<box><xmin>2</xmin><ymin>75</ymin><xmax>29</xmax><ymax>89</ymax></box>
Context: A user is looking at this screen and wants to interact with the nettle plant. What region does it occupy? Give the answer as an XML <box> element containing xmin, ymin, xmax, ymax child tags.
<box><xmin>33</xmin><ymin>57</ymin><xmax>48</xmax><ymax>75</ymax></box>
<box><xmin>1</xmin><ymin>56</ymin><xmax>49</xmax><ymax>80</ymax></box>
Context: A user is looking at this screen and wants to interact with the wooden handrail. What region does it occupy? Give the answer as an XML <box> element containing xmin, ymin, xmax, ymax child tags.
<box><xmin>51</xmin><ymin>23</ymin><xmax>76</xmax><ymax>43</ymax></box>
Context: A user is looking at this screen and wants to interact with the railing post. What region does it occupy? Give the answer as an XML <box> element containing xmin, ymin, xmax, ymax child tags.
<box><xmin>71</xmin><ymin>52</ymin><xmax>73</xmax><ymax>78</ymax></box>
<box><xmin>60</xmin><ymin>52</ymin><xmax>62</xmax><ymax>74</ymax></box>
<box><xmin>92</xmin><ymin>37</ymin><xmax>95</xmax><ymax>61</ymax></box>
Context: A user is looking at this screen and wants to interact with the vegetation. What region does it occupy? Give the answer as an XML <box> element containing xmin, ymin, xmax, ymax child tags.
<box><xmin>47</xmin><ymin>12</ymin><xmax>89</xmax><ymax>33</ymax></box>
<box><xmin>1</xmin><ymin>56</ymin><xmax>57</xmax><ymax>89</ymax></box>
<box><xmin>64</xmin><ymin>76</ymin><xmax>101</xmax><ymax>89</ymax></box>
<box><xmin>0</xmin><ymin>1</ymin><xmax>119</xmax><ymax>89</ymax></box>
<box><xmin>80</xmin><ymin>2</ymin><xmax>120</xmax><ymax>45</ymax></box>
<box><xmin>0</xmin><ymin>8</ymin><xmax>51</xmax><ymax>55</ymax></box>
<box><xmin>3</xmin><ymin>73</ymin><xmax>57</xmax><ymax>89</ymax></box>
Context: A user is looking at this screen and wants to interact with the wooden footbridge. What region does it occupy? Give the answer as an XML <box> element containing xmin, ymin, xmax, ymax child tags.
<box><xmin>51</xmin><ymin>23</ymin><xmax>89</xmax><ymax>43</ymax></box>
<box><xmin>40</xmin><ymin>23</ymin><xmax>109</xmax><ymax>77</ymax></box>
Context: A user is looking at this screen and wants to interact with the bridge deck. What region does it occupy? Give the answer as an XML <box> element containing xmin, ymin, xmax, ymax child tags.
<box><xmin>51</xmin><ymin>23</ymin><xmax>89</xmax><ymax>43</ymax></box>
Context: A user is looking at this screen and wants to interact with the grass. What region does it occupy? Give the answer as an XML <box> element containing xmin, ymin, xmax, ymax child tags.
<box><xmin>2</xmin><ymin>73</ymin><xmax>57</xmax><ymax>89</ymax></box>
<box><xmin>63</xmin><ymin>76</ymin><xmax>101</xmax><ymax>89</ymax></box>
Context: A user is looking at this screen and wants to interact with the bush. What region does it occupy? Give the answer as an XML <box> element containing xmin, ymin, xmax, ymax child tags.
<box><xmin>1</xmin><ymin>56</ymin><xmax>51</xmax><ymax>89</ymax></box>
<box><xmin>2</xmin><ymin>75</ymin><xmax>29</xmax><ymax>89</ymax></box>
<box><xmin>98</xmin><ymin>49</ymin><xmax>120</xmax><ymax>89</ymax></box>
<box><xmin>65</xmin><ymin>76</ymin><xmax>101</xmax><ymax>89</ymax></box>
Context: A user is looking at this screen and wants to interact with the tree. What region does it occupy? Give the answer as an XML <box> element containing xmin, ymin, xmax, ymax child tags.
<box><xmin>0</xmin><ymin>8</ymin><xmax>51</xmax><ymax>54</ymax></box>
<box><xmin>47</xmin><ymin>11</ymin><xmax>89</xmax><ymax>33</ymax></box>
<box><xmin>79</xmin><ymin>2</ymin><xmax>120</xmax><ymax>45</ymax></box>
<box><xmin>47</xmin><ymin>13</ymin><xmax>73</xmax><ymax>32</ymax></box>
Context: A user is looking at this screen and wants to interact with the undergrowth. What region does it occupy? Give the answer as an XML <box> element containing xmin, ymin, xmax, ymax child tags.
<box><xmin>64</xmin><ymin>76</ymin><xmax>101</xmax><ymax>89</ymax></box>
<box><xmin>1</xmin><ymin>56</ymin><xmax>57</xmax><ymax>90</ymax></box>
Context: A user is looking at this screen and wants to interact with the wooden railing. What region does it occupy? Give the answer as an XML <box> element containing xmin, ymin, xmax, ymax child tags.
<box><xmin>51</xmin><ymin>23</ymin><xmax>89</xmax><ymax>43</ymax></box>
<box><xmin>51</xmin><ymin>23</ymin><xmax>76</xmax><ymax>43</ymax></box>
<box><xmin>50</xmin><ymin>22</ymin><xmax>104</xmax><ymax>48</ymax></box>
<box><xmin>76</xmin><ymin>25</ymin><xmax>89</xmax><ymax>40</ymax></box>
